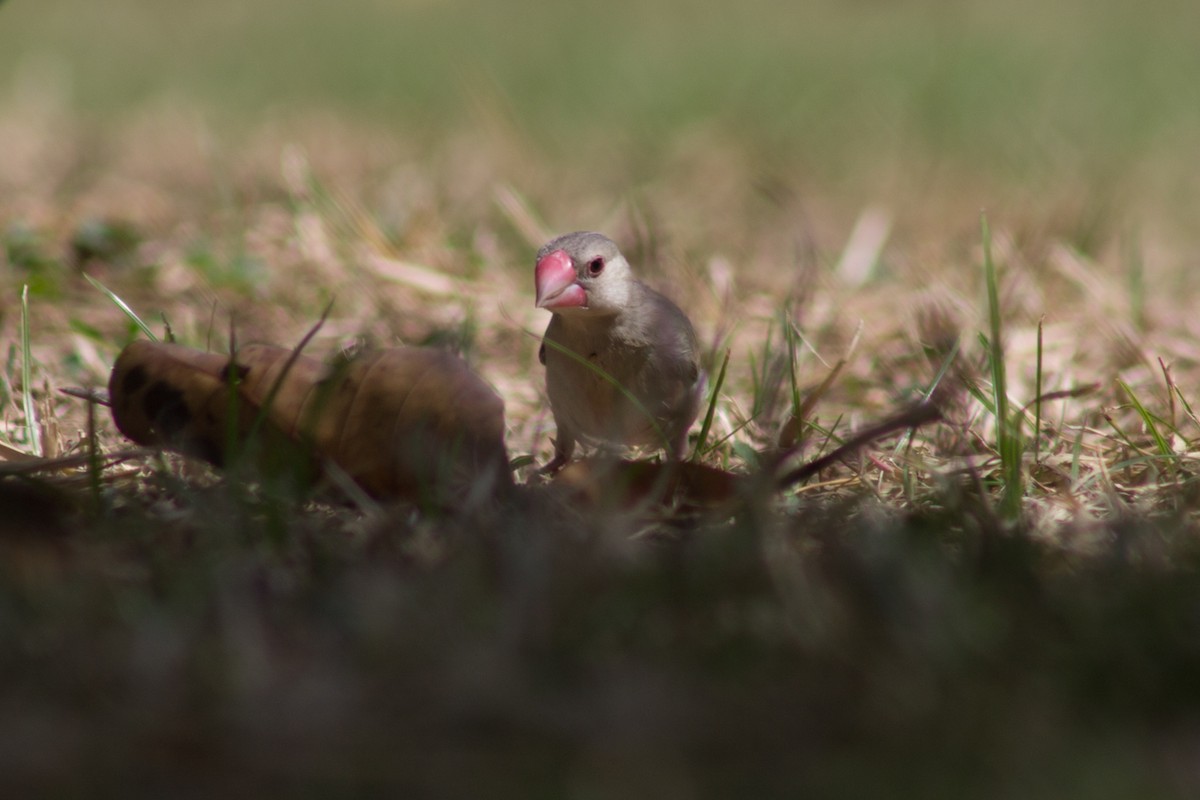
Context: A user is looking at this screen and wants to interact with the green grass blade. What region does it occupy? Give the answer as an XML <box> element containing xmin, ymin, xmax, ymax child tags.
<box><xmin>963</xmin><ymin>367</ymin><xmax>996</xmax><ymax>416</ymax></box>
<box><xmin>244</xmin><ymin>301</ymin><xmax>333</xmax><ymax>448</ymax></box>
<box><xmin>1034</xmin><ymin>317</ymin><xmax>1044</xmax><ymax>465</ymax></box>
<box><xmin>83</xmin><ymin>273</ymin><xmax>159</xmax><ymax>342</ymax></box>
<box><xmin>692</xmin><ymin>348</ymin><xmax>729</xmax><ymax>462</ymax></box>
<box><xmin>785</xmin><ymin>306</ymin><xmax>802</xmax><ymax>422</ymax></box>
<box><xmin>893</xmin><ymin>335</ymin><xmax>960</xmax><ymax>456</ymax></box>
<box><xmin>21</xmin><ymin>285</ymin><xmax>41</xmax><ymax>457</ymax></box>
<box><xmin>1118</xmin><ymin>379</ymin><xmax>1172</xmax><ymax>458</ymax></box>
<box><xmin>749</xmin><ymin>318</ymin><xmax>775</xmax><ymax>419</ymax></box>
<box><xmin>981</xmin><ymin>214</ymin><xmax>1022</xmax><ymax>519</ymax></box>
<box><xmin>983</xmin><ymin>216</ymin><xmax>1007</xmax><ymax>431</ymax></box>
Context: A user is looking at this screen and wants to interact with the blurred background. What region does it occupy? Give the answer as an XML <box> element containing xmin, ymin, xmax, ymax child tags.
<box><xmin>3</xmin><ymin>0</ymin><xmax>1200</xmax><ymax>255</ymax></box>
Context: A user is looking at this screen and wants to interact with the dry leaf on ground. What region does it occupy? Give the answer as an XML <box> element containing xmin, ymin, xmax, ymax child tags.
<box><xmin>109</xmin><ymin>340</ymin><xmax>511</xmax><ymax>504</ymax></box>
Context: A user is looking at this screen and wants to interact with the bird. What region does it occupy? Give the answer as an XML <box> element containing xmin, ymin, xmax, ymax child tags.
<box><xmin>534</xmin><ymin>231</ymin><xmax>706</xmax><ymax>472</ymax></box>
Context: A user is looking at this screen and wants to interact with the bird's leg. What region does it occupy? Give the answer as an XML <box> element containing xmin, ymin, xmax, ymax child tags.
<box><xmin>674</xmin><ymin>370</ymin><xmax>708</xmax><ymax>461</ymax></box>
<box><xmin>670</xmin><ymin>429</ymin><xmax>690</xmax><ymax>461</ymax></box>
<box><xmin>660</xmin><ymin>423</ymin><xmax>697</xmax><ymax>503</ymax></box>
<box><xmin>538</xmin><ymin>430</ymin><xmax>576</xmax><ymax>474</ymax></box>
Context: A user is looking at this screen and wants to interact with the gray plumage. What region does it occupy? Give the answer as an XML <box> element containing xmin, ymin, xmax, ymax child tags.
<box><xmin>534</xmin><ymin>231</ymin><xmax>705</xmax><ymax>471</ymax></box>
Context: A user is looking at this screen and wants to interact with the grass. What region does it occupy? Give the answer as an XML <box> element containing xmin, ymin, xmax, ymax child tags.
<box><xmin>82</xmin><ymin>273</ymin><xmax>159</xmax><ymax>342</ymax></box>
<box><xmin>19</xmin><ymin>284</ymin><xmax>39</xmax><ymax>456</ymax></box>
<box><xmin>981</xmin><ymin>214</ymin><xmax>1023</xmax><ymax>521</ymax></box>
<box><xmin>5</xmin><ymin>0</ymin><xmax>1200</xmax><ymax>796</ymax></box>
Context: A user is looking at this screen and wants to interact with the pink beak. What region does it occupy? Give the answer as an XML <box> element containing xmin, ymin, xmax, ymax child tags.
<box><xmin>535</xmin><ymin>249</ymin><xmax>587</xmax><ymax>309</ymax></box>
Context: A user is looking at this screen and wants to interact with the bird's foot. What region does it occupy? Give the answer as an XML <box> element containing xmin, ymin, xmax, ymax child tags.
<box><xmin>537</xmin><ymin>452</ymin><xmax>570</xmax><ymax>475</ymax></box>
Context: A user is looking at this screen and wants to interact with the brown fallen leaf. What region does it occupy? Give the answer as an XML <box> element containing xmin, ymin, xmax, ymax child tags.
<box><xmin>109</xmin><ymin>340</ymin><xmax>512</xmax><ymax>504</ymax></box>
<box><xmin>552</xmin><ymin>457</ymin><xmax>743</xmax><ymax>510</ymax></box>
<box><xmin>551</xmin><ymin>400</ymin><xmax>943</xmax><ymax>511</ymax></box>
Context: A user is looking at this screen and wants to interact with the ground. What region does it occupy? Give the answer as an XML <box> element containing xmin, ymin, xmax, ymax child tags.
<box><xmin>3</xmin><ymin>1</ymin><xmax>1200</xmax><ymax>796</ymax></box>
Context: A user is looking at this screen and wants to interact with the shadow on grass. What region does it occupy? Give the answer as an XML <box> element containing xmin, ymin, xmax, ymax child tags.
<box><xmin>2</xmin><ymin>471</ymin><xmax>1200</xmax><ymax>798</ymax></box>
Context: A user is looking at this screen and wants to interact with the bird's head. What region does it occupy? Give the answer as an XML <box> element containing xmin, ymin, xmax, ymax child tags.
<box><xmin>534</xmin><ymin>231</ymin><xmax>634</xmax><ymax>316</ymax></box>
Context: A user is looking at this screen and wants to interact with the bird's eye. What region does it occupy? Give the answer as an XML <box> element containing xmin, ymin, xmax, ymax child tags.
<box><xmin>587</xmin><ymin>257</ymin><xmax>605</xmax><ymax>276</ymax></box>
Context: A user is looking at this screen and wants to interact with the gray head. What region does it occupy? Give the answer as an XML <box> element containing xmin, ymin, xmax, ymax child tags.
<box><xmin>534</xmin><ymin>231</ymin><xmax>635</xmax><ymax>315</ymax></box>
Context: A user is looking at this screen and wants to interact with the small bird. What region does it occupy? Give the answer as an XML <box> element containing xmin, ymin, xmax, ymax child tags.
<box><xmin>534</xmin><ymin>231</ymin><xmax>706</xmax><ymax>472</ymax></box>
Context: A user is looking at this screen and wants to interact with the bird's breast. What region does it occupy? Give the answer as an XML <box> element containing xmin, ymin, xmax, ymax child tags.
<box><xmin>544</xmin><ymin>334</ymin><xmax>661</xmax><ymax>445</ymax></box>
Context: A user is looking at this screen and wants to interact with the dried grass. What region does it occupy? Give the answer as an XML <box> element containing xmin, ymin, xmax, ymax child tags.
<box><xmin>2</xmin><ymin>96</ymin><xmax>1199</xmax><ymax>541</ymax></box>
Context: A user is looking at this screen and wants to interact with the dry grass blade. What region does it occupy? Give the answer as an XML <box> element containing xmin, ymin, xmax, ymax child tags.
<box><xmin>0</xmin><ymin>447</ymin><xmax>154</xmax><ymax>476</ymax></box>
<box><xmin>777</xmin><ymin>360</ymin><xmax>841</xmax><ymax>450</ymax></box>
<box><xmin>834</xmin><ymin>206</ymin><xmax>891</xmax><ymax>287</ymax></box>
<box><xmin>776</xmin><ymin>401</ymin><xmax>943</xmax><ymax>490</ymax></box>
<box><xmin>1017</xmin><ymin>384</ymin><xmax>1100</xmax><ymax>415</ymax></box>
<box><xmin>1172</xmin><ymin>383</ymin><xmax>1200</xmax><ymax>435</ymax></box>
<box><xmin>60</xmin><ymin>387</ymin><xmax>112</xmax><ymax>406</ymax></box>
<box><xmin>494</xmin><ymin>183</ymin><xmax>552</xmax><ymax>247</ymax></box>
<box><xmin>0</xmin><ymin>440</ymin><xmax>38</xmax><ymax>462</ymax></box>
<box><xmin>1158</xmin><ymin>356</ymin><xmax>1178</xmax><ymax>433</ymax></box>
<box><xmin>364</xmin><ymin>253</ymin><xmax>459</xmax><ymax>296</ymax></box>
